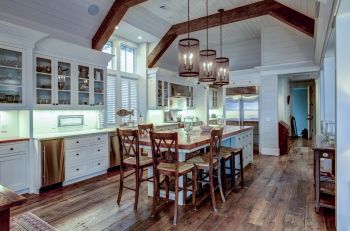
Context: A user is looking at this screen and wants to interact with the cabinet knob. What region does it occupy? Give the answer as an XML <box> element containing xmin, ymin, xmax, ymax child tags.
<box><xmin>76</xmin><ymin>168</ymin><xmax>79</xmax><ymax>171</ymax></box>
<box><xmin>98</xmin><ymin>149</ymin><xmax>100</xmax><ymax>152</ymax></box>
<box><xmin>10</xmin><ymin>148</ymin><xmax>14</xmax><ymax>151</ymax></box>
<box><xmin>98</xmin><ymin>163</ymin><xmax>101</xmax><ymax>166</ymax></box>
<box><xmin>98</xmin><ymin>138</ymin><xmax>101</xmax><ymax>140</ymax></box>
<box><xmin>76</xmin><ymin>153</ymin><xmax>79</xmax><ymax>156</ymax></box>
<box><xmin>76</xmin><ymin>141</ymin><xmax>79</xmax><ymax>143</ymax></box>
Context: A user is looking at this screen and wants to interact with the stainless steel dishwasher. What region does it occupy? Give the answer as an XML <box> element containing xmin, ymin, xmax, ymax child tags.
<box><xmin>41</xmin><ymin>138</ymin><xmax>65</xmax><ymax>189</ymax></box>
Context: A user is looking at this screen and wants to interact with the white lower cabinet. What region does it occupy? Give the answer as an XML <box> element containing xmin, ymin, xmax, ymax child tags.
<box><xmin>0</xmin><ymin>141</ymin><xmax>29</xmax><ymax>192</ymax></box>
<box><xmin>64</xmin><ymin>134</ymin><xmax>108</xmax><ymax>184</ymax></box>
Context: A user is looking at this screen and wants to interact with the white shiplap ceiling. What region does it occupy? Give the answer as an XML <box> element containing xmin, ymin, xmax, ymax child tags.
<box><xmin>0</xmin><ymin>0</ymin><xmax>114</xmax><ymax>46</ymax></box>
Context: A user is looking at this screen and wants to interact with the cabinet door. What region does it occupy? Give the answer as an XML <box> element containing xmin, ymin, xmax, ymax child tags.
<box><xmin>0</xmin><ymin>46</ymin><xmax>25</xmax><ymax>107</ymax></box>
<box><xmin>56</xmin><ymin>60</ymin><xmax>73</xmax><ymax>106</ymax></box>
<box><xmin>77</xmin><ymin>64</ymin><xmax>91</xmax><ymax>107</ymax></box>
<box><xmin>92</xmin><ymin>67</ymin><xmax>105</xmax><ymax>107</ymax></box>
<box><xmin>163</xmin><ymin>81</ymin><xmax>169</xmax><ymax>107</ymax></box>
<box><xmin>157</xmin><ymin>80</ymin><xmax>162</xmax><ymax>108</ymax></box>
<box><xmin>35</xmin><ymin>56</ymin><xmax>55</xmax><ymax>106</ymax></box>
<box><xmin>0</xmin><ymin>154</ymin><xmax>27</xmax><ymax>191</ymax></box>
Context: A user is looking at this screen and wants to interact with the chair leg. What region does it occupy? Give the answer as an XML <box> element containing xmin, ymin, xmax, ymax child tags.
<box><xmin>173</xmin><ymin>175</ymin><xmax>179</xmax><ymax>225</ymax></box>
<box><xmin>117</xmin><ymin>165</ymin><xmax>124</xmax><ymax>205</ymax></box>
<box><xmin>139</xmin><ymin>167</ymin><xmax>144</xmax><ymax>180</ymax></box>
<box><xmin>134</xmin><ymin>167</ymin><xmax>140</xmax><ymax>211</ymax></box>
<box><xmin>239</xmin><ymin>151</ymin><xmax>244</xmax><ymax>187</ymax></box>
<box><xmin>183</xmin><ymin>174</ymin><xmax>187</xmax><ymax>205</ymax></box>
<box><xmin>217</xmin><ymin>160</ymin><xmax>226</xmax><ymax>203</ymax></box>
<box><xmin>165</xmin><ymin>175</ymin><xmax>170</xmax><ymax>203</ymax></box>
<box><xmin>232</xmin><ymin>154</ymin><xmax>237</xmax><ymax>192</ymax></box>
<box><xmin>209</xmin><ymin>169</ymin><xmax>217</xmax><ymax>212</ymax></box>
<box><xmin>220</xmin><ymin>158</ymin><xmax>226</xmax><ymax>195</ymax></box>
<box><xmin>151</xmin><ymin>170</ymin><xmax>158</xmax><ymax>216</ymax></box>
<box><xmin>192</xmin><ymin>167</ymin><xmax>197</xmax><ymax>211</ymax></box>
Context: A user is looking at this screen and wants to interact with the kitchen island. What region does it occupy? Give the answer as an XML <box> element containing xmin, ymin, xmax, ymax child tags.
<box><xmin>139</xmin><ymin>125</ymin><xmax>254</xmax><ymax>205</ymax></box>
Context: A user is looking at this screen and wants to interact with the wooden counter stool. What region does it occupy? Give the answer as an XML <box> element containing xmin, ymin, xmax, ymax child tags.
<box><xmin>117</xmin><ymin>129</ymin><xmax>153</xmax><ymax>211</ymax></box>
<box><xmin>138</xmin><ymin>123</ymin><xmax>154</xmax><ymax>157</ymax></box>
<box><xmin>221</xmin><ymin>146</ymin><xmax>244</xmax><ymax>192</ymax></box>
<box><xmin>150</xmin><ymin>131</ymin><xmax>197</xmax><ymax>225</ymax></box>
<box><xmin>186</xmin><ymin>128</ymin><xmax>225</xmax><ymax>211</ymax></box>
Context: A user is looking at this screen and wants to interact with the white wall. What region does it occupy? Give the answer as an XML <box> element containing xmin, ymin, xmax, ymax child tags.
<box><xmin>278</xmin><ymin>77</ymin><xmax>290</xmax><ymax>125</ymax></box>
<box><xmin>259</xmin><ymin>74</ymin><xmax>279</xmax><ymax>155</ymax></box>
<box><xmin>261</xmin><ymin>25</ymin><xmax>314</xmax><ymax>66</ymax></box>
<box><xmin>322</xmin><ymin>56</ymin><xmax>336</xmax><ymax>123</ymax></box>
<box><xmin>335</xmin><ymin>3</ymin><xmax>350</xmax><ymax>229</ymax></box>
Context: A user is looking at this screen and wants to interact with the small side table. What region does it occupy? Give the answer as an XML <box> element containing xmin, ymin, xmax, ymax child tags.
<box><xmin>313</xmin><ymin>139</ymin><xmax>335</xmax><ymax>213</ymax></box>
<box><xmin>0</xmin><ymin>185</ymin><xmax>26</xmax><ymax>231</ymax></box>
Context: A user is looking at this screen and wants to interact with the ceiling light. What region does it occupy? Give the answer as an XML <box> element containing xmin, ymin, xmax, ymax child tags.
<box><xmin>88</xmin><ymin>4</ymin><xmax>99</xmax><ymax>16</ymax></box>
<box><xmin>115</xmin><ymin>26</ymin><xmax>119</xmax><ymax>30</ymax></box>
<box><xmin>178</xmin><ymin>0</ymin><xmax>199</xmax><ymax>77</ymax></box>
<box><xmin>137</xmin><ymin>36</ymin><xmax>143</xmax><ymax>40</ymax></box>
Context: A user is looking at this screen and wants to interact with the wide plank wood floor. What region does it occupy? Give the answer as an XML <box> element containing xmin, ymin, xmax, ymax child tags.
<box><xmin>12</xmin><ymin>139</ymin><xmax>335</xmax><ymax>230</ymax></box>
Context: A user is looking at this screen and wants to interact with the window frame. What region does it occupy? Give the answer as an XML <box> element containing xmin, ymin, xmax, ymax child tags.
<box><xmin>120</xmin><ymin>43</ymin><xmax>136</xmax><ymax>74</ymax></box>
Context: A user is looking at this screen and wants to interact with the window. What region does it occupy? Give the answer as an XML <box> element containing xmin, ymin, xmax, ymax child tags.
<box><xmin>120</xmin><ymin>44</ymin><xmax>135</xmax><ymax>73</ymax></box>
<box><xmin>106</xmin><ymin>75</ymin><xmax>117</xmax><ymax>124</ymax></box>
<box><xmin>102</xmin><ymin>41</ymin><xmax>113</xmax><ymax>70</ymax></box>
<box><xmin>121</xmin><ymin>78</ymin><xmax>138</xmax><ymax>122</ymax></box>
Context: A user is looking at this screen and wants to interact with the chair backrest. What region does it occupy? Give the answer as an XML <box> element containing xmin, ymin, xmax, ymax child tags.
<box><xmin>150</xmin><ymin>131</ymin><xmax>179</xmax><ymax>171</ymax></box>
<box><xmin>117</xmin><ymin>128</ymin><xmax>140</xmax><ymax>164</ymax></box>
<box><xmin>208</xmin><ymin>128</ymin><xmax>223</xmax><ymax>166</ymax></box>
<box><xmin>138</xmin><ymin>123</ymin><xmax>154</xmax><ymax>136</ymax></box>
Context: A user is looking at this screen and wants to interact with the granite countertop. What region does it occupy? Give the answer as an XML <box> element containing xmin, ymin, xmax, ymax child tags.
<box><xmin>0</xmin><ymin>137</ymin><xmax>30</xmax><ymax>144</ymax></box>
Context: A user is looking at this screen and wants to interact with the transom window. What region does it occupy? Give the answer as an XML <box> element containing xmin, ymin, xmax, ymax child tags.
<box><xmin>120</xmin><ymin>44</ymin><xmax>135</xmax><ymax>73</ymax></box>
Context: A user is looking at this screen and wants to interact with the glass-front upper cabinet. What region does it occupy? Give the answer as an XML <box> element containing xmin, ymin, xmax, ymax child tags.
<box><xmin>93</xmin><ymin>68</ymin><xmax>104</xmax><ymax>106</ymax></box>
<box><xmin>77</xmin><ymin>64</ymin><xmax>90</xmax><ymax>106</ymax></box>
<box><xmin>57</xmin><ymin>61</ymin><xmax>72</xmax><ymax>106</ymax></box>
<box><xmin>36</xmin><ymin>57</ymin><xmax>53</xmax><ymax>105</ymax></box>
<box><xmin>0</xmin><ymin>47</ymin><xmax>24</xmax><ymax>105</ymax></box>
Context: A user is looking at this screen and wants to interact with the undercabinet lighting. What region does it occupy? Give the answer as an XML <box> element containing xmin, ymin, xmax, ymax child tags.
<box><xmin>137</xmin><ymin>36</ymin><xmax>143</xmax><ymax>40</ymax></box>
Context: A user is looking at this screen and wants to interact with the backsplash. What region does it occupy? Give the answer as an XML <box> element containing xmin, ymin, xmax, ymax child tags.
<box><xmin>33</xmin><ymin>110</ymin><xmax>102</xmax><ymax>135</ymax></box>
<box><xmin>0</xmin><ymin>110</ymin><xmax>29</xmax><ymax>138</ymax></box>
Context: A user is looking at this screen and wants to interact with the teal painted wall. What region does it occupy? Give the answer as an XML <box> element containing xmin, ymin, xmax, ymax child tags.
<box><xmin>292</xmin><ymin>88</ymin><xmax>308</xmax><ymax>134</ymax></box>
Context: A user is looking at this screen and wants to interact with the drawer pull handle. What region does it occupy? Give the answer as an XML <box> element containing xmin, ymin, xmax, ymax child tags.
<box><xmin>76</xmin><ymin>153</ymin><xmax>79</xmax><ymax>156</ymax></box>
<box><xmin>98</xmin><ymin>163</ymin><xmax>101</xmax><ymax>166</ymax></box>
<box><xmin>76</xmin><ymin>168</ymin><xmax>79</xmax><ymax>171</ymax></box>
<box><xmin>98</xmin><ymin>149</ymin><xmax>100</xmax><ymax>152</ymax></box>
<box><xmin>76</xmin><ymin>141</ymin><xmax>79</xmax><ymax>144</ymax></box>
<box><xmin>10</xmin><ymin>148</ymin><xmax>14</xmax><ymax>151</ymax></box>
<box><xmin>98</xmin><ymin>138</ymin><xmax>101</xmax><ymax>140</ymax></box>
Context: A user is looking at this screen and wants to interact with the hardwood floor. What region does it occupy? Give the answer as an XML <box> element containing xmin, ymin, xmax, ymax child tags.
<box><xmin>12</xmin><ymin>139</ymin><xmax>335</xmax><ymax>231</ymax></box>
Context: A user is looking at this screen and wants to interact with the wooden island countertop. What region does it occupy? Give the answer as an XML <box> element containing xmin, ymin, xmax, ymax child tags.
<box><xmin>139</xmin><ymin>126</ymin><xmax>254</xmax><ymax>150</ymax></box>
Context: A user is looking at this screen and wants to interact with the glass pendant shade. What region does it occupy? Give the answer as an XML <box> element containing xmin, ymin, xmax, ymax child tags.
<box><xmin>214</xmin><ymin>57</ymin><xmax>229</xmax><ymax>85</ymax></box>
<box><xmin>178</xmin><ymin>38</ymin><xmax>200</xmax><ymax>77</ymax></box>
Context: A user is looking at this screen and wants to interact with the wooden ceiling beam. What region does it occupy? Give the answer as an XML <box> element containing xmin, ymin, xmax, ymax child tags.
<box><xmin>147</xmin><ymin>0</ymin><xmax>314</xmax><ymax>68</ymax></box>
<box><xmin>92</xmin><ymin>0</ymin><xmax>147</xmax><ymax>50</ymax></box>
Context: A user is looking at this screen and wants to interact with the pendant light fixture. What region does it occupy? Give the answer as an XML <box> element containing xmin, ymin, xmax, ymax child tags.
<box><xmin>199</xmin><ymin>0</ymin><xmax>216</xmax><ymax>82</ymax></box>
<box><xmin>214</xmin><ymin>9</ymin><xmax>229</xmax><ymax>86</ymax></box>
<box><xmin>178</xmin><ymin>0</ymin><xmax>199</xmax><ymax>77</ymax></box>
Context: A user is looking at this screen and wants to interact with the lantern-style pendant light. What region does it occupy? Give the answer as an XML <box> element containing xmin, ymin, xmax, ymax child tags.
<box><xmin>199</xmin><ymin>0</ymin><xmax>216</xmax><ymax>82</ymax></box>
<box><xmin>178</xmin><ymin>0</ymin><xmax>200</xmax><ymax>77</ymax></box>
<box><xmin>214</xmin><ymin>9</ymin><xmax>229</xmax><ymax>86</ymax></box>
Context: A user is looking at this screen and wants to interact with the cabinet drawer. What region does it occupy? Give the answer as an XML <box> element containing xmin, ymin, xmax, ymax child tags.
<box><xmin>66</xmin><ymin>163</ymin><xmax>87</xmax><ymax>180</ymax></box>
<box><xmin>0</xmin><ymin>142</ymin><xmax>26</xmax><ymax>156</ymax></box>
<box><xmin>89</xmin><ymin>145</ymin><xmax>107</xmax><ymax>158</ymax></box>
<box><xmin>89</xmin><ymin>134</ymin><xmax>108</xmax><ymax>145</ymax></box>
<box><xmin>89</xmin><ymin>157</ymin><xmax>107</xmax><ymax>173</ymax></box>
<box><xmin>65</xmin><ymin>148</ymin><xmax>88</xmax><ymax>164</ymax></box>
<box><xmin>65</xmin><ymin>137</ymin><xmax>90</xmax><ymax>149</ymax></box>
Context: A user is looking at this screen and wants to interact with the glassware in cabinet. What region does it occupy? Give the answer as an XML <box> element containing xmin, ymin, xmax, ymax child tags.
<box><xmin>157</xmin><ymin>80</ymin><xmax>162</xmax><ymax>107</ymax></box>
<box><xmin>94</xmin><ymin>68</ymin><xmax>104</xmax><ymax>106</ymax></box>
<box><xmin>0</xmin><ymin>48</ymin><xmax>23</xmax><ymax>104</ymax></box>
<box><xmin>57</xmin><ymin>61</ymin><xmax>72</xmax><ymax>105</ymax></box>
<box><xmin>78</xmin><ymin>65</ymin><xmax>90</xmax><ymax>106</ymax></box>
<box><xmin>36</xmin><ymin>57</ymin><xmax>53</xmax><ymax>105</ymax></box>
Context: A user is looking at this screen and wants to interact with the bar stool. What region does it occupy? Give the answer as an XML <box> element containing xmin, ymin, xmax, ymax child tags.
<box><xmin>150</xmin><ymin>131</ymin><xmax>197</xmax><ymax>225</ymax></box>
<box><xmin>221</xmin><ymin>146</ymin><xmax>244</xmax><ymax>192</ymax></box>
<box><xmin>186</xmin><ymin>128</ymin><xmax>225</xmax><ymax>211</ymax></box>
<box><xmin>116</xmin><ymin>129</ymin><xmax>154</xmax><ymax>210</ymax></box>
<box><xmin>138</xmin><ymin>123</ymin><xmax>154</xmax><ymax>156</ymax></box>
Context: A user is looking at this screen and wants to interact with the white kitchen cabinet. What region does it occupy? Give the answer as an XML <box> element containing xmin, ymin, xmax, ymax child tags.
<box><xmin>64</xmin><ymin>133</ymin><xmax>109</xmax><ymax>184</ymax></box>
<box><xmin>0</xmin><ymin>46</ymin><xmax>27</xmax><ymax>107</ymax></box>
<box><xmin>148</xmin><ymin>78</ymin><xmax>169</xmax><ymax>109</ymax></box>
<box><xmin>0</xmin><ymin>141</ymin><xmax>29</xmax><ymax>192</ymax></box>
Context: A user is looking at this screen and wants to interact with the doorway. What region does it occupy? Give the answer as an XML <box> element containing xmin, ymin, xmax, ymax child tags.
<box><xmin>290</xmin><ymin>80</ymin><xmax>316</xmax><ymax>139</ymax></box>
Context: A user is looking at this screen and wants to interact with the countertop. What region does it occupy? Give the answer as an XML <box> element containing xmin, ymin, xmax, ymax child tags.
<box><xmin>0</xmin><ymin>137</ymin><xmax>30</xmax><ymax>144</ymax></box>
